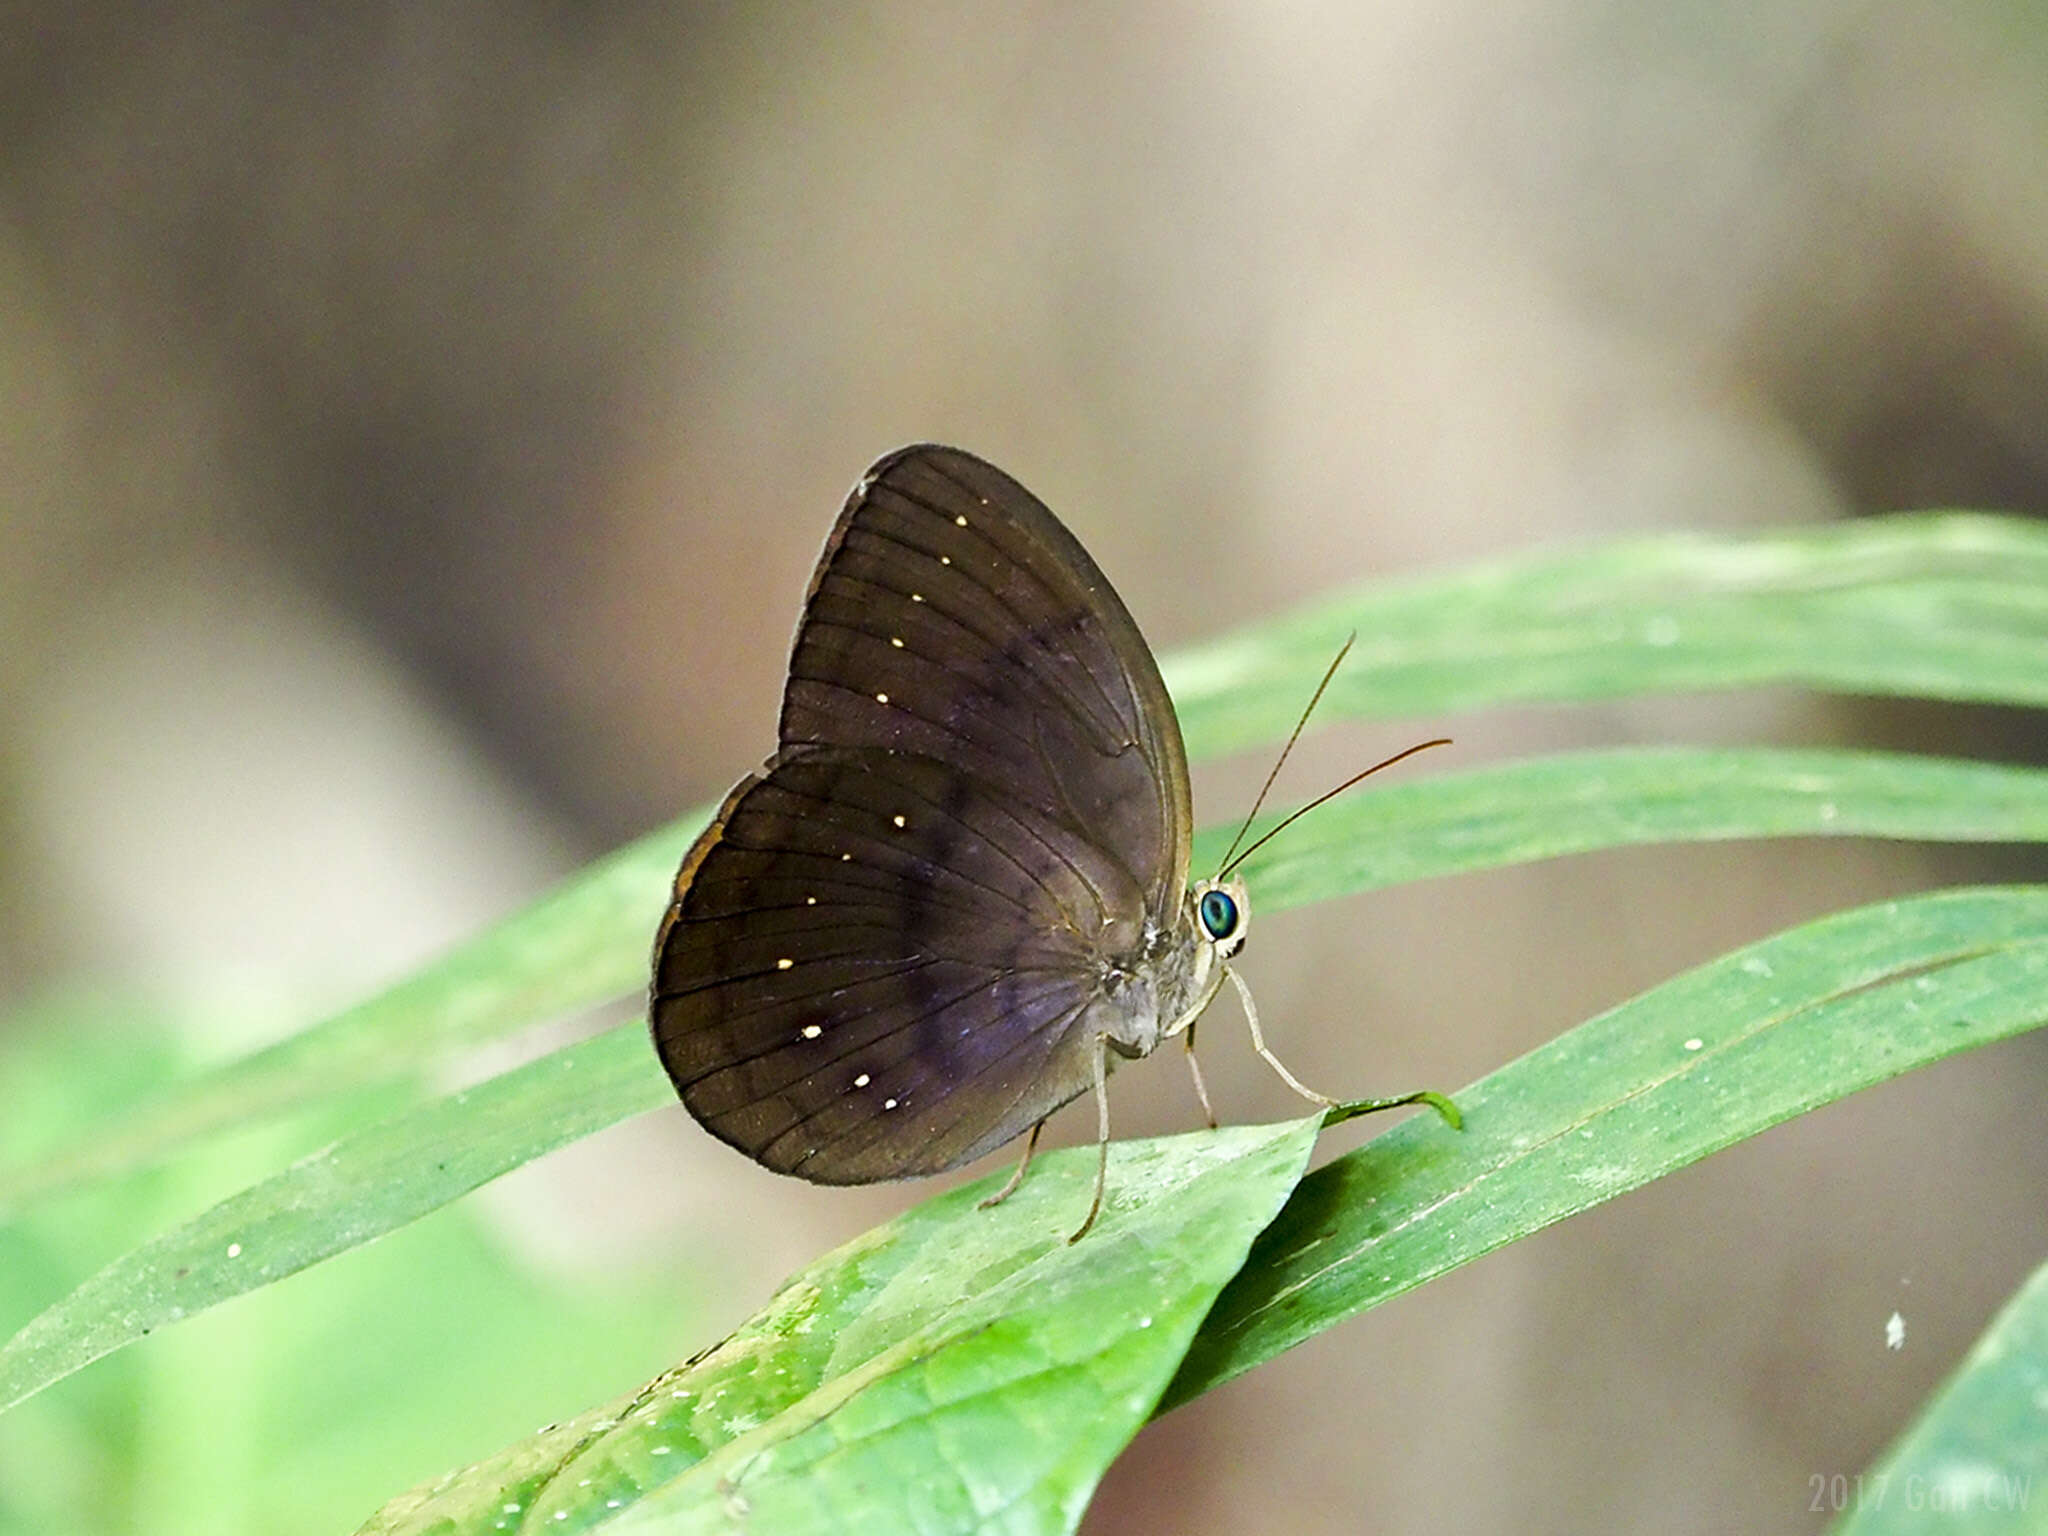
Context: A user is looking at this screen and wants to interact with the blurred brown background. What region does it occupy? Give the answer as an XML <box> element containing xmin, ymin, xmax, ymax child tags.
<box><xmin>4</xmin><ymin>3</ymin><xmax>2047</xmax><ymax>1532</ymax></box>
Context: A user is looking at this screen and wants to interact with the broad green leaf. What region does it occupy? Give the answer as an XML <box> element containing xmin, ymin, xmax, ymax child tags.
<box><xmin>356</xmin><ymin>1119</ymin><xmax>1320</xmax><ymax>1536</ymax></box>
<box><xmin>1832</xmin><ymin>1254</ymin><xmax>2048</xmax><ymax>1536</ymax></box>
<box><xmin>1164</xmin><ymin>885</ymin><xmax>2048</xmax><ymax>1409</ymax></box>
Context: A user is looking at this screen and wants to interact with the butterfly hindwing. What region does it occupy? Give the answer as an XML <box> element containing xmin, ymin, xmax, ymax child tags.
<box><xmin>655</xmin><ymin>747</ymin><xmax>1135</xmax><ymax>1180</ymax></box>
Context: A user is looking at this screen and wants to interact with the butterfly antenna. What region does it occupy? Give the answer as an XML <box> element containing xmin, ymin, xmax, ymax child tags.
<box><xmin>1214</xmin><ymin>634</ymin><xmax>1358</xmax><ymax>878</ymax></box>
<box><xmin>1219</xmin><ymin>736</ymin><xmax>1452</xmax><ymax>880</ymax></box>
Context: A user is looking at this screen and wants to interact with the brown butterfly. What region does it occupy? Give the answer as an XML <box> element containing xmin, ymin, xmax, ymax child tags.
<box><xmin>651</xmin><ymin>446</ymin><xmax>1453</xmax><ymax>1238</ymax></box>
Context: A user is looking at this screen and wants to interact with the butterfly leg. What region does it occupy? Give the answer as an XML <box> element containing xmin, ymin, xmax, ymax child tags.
<box><xmin>1182</xmin><ymin>1024</ymin><xmax>1218</xmax><ymax>1129</ymax></box>
<box><xmin>1067</xmin><ymin>1033</ymin><xmax>1113</xmax><ymax>1243</ymax></box>
<box><xmin>978</xmin><ymin>1120</ymin><xmax>1046</xmax><ymax>1210</ymax></box>
<box><xmin>1227</xmin><ymin>966</ymin><xmax>1336</xmax><ymax>1108</ymax></box>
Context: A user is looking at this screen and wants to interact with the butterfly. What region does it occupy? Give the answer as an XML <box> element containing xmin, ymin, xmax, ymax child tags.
<box><xmin>651</xmin><ymin>445</ymin><xmax>1453</xmax><ymax>1238</ymax></box>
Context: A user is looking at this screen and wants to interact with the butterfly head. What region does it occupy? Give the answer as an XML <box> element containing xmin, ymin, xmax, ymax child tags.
<box><xmin>1145</xmin><ymin>874</ymin><xmax>1251</xmax><ymax>1049</ymax></box>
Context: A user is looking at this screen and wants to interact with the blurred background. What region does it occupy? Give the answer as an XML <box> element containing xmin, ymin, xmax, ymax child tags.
<box><xmin>4</xmin><ymin>3</ymin><xmax>2048</xmax><ymax>1532</ymax></box>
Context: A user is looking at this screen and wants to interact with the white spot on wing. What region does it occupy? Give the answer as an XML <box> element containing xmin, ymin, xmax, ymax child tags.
<box><xmin>892</xmin><ymin>814</ymin><xmax>907</xmax><ymax>828</ymax></box>
<box><xmin>776</xmin><ymin>957</ymin><xmax>794</xmax><ymax>970</ymax></box>
<box><xmin>854</xmin><ymin>1072</ymin><xmax>870</xmax><ymax>1087</ymax></box>
<box><xmin>875</xmin><ymin>691</ymin><xmax>889</xmax><ymax>704</ymax></box>
<box><xmin>954</xmin><ymin>514</ymin><xmax>968</xmax><ymax>526</ymax></box>
<box><xmin>801</xmin><ymin>1024</ymin><xmax>822</xmax><ymax>1039</ymax></box>
<box><xmin>883</xmin><ymin>1097</ymin><xmax>899</xmax><ymax>1110</ymax></box>
<box><xmin>890</xmin><ymin>636</ymin><xmax>905</xmax><ymax>647</ymax></box>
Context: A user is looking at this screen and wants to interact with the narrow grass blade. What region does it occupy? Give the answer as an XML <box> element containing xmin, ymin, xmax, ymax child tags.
<box><xmin>0</xmin><ymin>1022</ymin><xmax>667</xmax><ymax>1414</ymax></box>
<box><xmin>1168</xmin><ymin>511</ymin><xmax>2048</xmax><ymax>752</ymax></box>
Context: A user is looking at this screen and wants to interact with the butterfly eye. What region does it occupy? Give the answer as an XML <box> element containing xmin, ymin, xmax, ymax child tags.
<box><xmin>1198</xmin><ymin>888</ymin><xmax>1240</xmax><ymax>942</ymax></box>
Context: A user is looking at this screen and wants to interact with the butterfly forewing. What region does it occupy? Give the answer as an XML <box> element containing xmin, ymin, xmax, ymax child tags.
<box><xmin>783</xmin><ymin>446</ymin><xmax>1191</xmax><ymax>913</ymax></box>
<box><xmin>651</xmin><ymin>446</ymin><xmax>1197</xmax><ymax>1183</ymax></box>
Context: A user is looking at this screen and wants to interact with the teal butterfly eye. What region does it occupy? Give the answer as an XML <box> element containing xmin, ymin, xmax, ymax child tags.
<box><xmin>1199</xmin><ymin>888</ymin><xmax>1239</xmax><ymax>941</ymax></box>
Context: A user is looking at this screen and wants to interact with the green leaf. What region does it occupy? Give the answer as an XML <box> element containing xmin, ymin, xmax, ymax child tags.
<box><xmin>1209</xmin><ymin>747</ymin><xmax>2048</xmax><ymax>902</ymax></box>
<box><xmin>0</xmin><ymin>1025</ymin><xmax>669</xmax><ymax>1416</ymax></box>
<box><xmin>1164</xmin><ymin>885</ymin><xmax>2048</xmax><ymax>1409</ymax></box>
<box><xmin>9</xmin><ymin>511</ymin><xmax>2044</xmax><ymax>1212</ymax></box>
<box><xmin>355</xmin><ymin>1119</ymin><xmax>1320</xmax><ymax>1536</ymax></box>
<box><xmin>1165</xmin><ymin>510</ymin><xmax>2048</xmax><ymax>752</ymax></box>
<box><xmin>0</xmin><ymin>825</ymin><xmax>696</xmax><ymax>1220</ymax></box>
<box><xmin>1831</xmin><ymin>1254</ymin><xmax>2048</xmax><ymax>1536</ymax></box>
